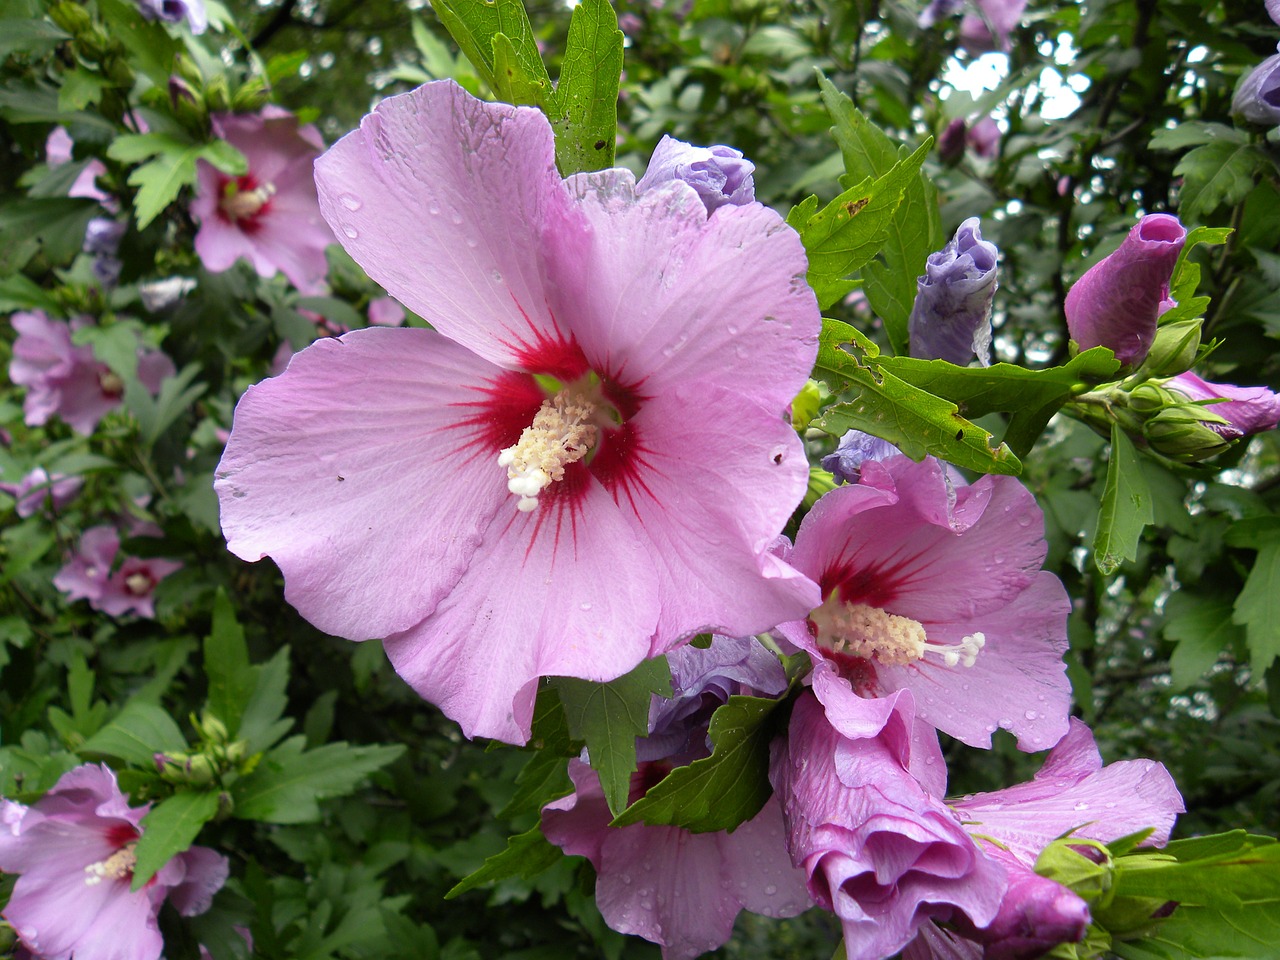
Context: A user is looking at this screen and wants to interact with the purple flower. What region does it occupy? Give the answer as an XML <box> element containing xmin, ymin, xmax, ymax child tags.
<box><xmin>908</xmin><ymin>217</ymin><xmax>998</xmax><ymax>366</ymax></box>
<box><xmin>1163</xmin><ymin>372</ymin><xmax>1280</xmax><ymax>439</ymax></box>
<box><xmin>960</xmin><ymin>0</ymin><xmax>1029</xmax><ymax>52</ymax></box>
<box><xmin>45</xmin><ymin>129</ymin><xmax>112</xmax><ymax>206</ymax></box>
<box><xmin>770</xmin><ymin>692</ymin><xmax>1005</xmax><ymax>960</ymax></box>
<box><xmin>215</xmin><ymin>80</ymin><xmax>821</xmax><ymax>745</ymax></box>
<box><xmin>967</xmin><ymin>116</ymin><xmax>1001</xmax><ymax>159</ymax></box>
<box><xmin>1064</xmin><ymin>213</ymin><xmax>1186</xmax><ymax>366</ymax></box>
<box><xmin>52</xmin><ymin>525</ymin><xmax>181</xmax><ymax>618</ymax></box>
<box><xmin>0</xmin><ymin>764</ymin><xmax>227</xmax><ymax>960</ymax></box>
<box><xmin>0</xmin><ymin>467</ymin><xmax>83</xmax><ymax>518</ymax></box>
<box><xmin>918</xmin><ymin>0</ymin><xmax>965</xmax><ymax>28</ymax></box>
<box><xmin>135</xmin><ymin>0</ymin><xmax>207</xmax><ymax>33</ymax></box>
<box><xmin>8</xmin><ymin>312</ymin><xmax>175</xmax><ymax>435</ymax></box>
<box><xmin>1269</xmin><ymin>0</ymin><xmax>1280</xmax><ymax>24</ymax></box>
<box><xmin>635</xmin><ymin>135</ymin><xmax>756</xmax><ymax>214</ymax></box>
<box><xmin>780</xmin><ymin>455</ymin><xmax>1072</xmax><ymax>752</ymax></box>
<box><xmin>1233</xmin><ymin>51</ymin><xmax>1280</xmax><ymax>127</ymax></box>
<box><xmin>820</xmin><ymin>430</ymin><xmax>902</xmax><ymax>484</ymax></box>
<box><xmin>367</xmin><ymin>296</ymin><xmax>405</xmax><ymax>327</ymax></box>
<box><xmin>192</xmin><ymin>107</ymin><xmax>333</xmax><ymax>294</ymax></box>
<box><xmin>543</xmin><ymin>758</ymin><xmax>809</xmax><ymax>960</ymax></box>
<box><xmin>937</xmin><ymin>119</ymin><xmax>968</xmax><ymax>165</ymax></box>
<box><xmin>53</xmin><ymin>525</ymin><xmax>119</xmax><ymax>603</ymax></box>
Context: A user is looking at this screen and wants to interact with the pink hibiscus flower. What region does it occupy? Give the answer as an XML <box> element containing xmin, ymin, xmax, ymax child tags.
<box><xmin>53</xmin><ymin>524</ymin><xmax>182</xmax><ymax>619</ymax></box>
<box><xmin>192</xmin><ymin>107</ymin><xmax>334</xmax><ymax>294</ymax></box>
<box><xmin>0</xmin><ymin>764</ymin><xmax>227</xmax><ymax>960</ymax></box>
<box><xmin>215</xmin><ymin>80</ymin><xmax>821</xmax><ymax>744</ymax></box>
<box><xmin>779</xmin><ymin>454</ymin><xmax>1072</xmax><ymax>751</ymax></box>
<box><xmin>0</xmin><ymin>467</ymin><xmax>83</xmax><ymax>518</ymax></box>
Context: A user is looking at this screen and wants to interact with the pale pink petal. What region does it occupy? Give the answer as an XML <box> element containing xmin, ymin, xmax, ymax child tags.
<box><xmin>217</xmin><ymin>328</ymin><xmax>517</xmax><ymax>640</ymax></box>
<box><xmin>165</xmin><ymin>846</ymin><xmax>229</xmax><ymax>916</ymax></box>
<box><xmin>384</xmin><ymin>477</ymin><xmax>660</xmax><ymax>742</ymax></box>
<box><xmin>314</xmin><ymin>80</ymin><xmax>586</xmax><ymax>370</ymax></box>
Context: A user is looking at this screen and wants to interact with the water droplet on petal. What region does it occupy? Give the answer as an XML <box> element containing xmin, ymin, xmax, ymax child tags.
<box><xmin>428</xmin><ymin>201</ymin><xmax>440</xmax><ymax>215</ymax></box>
<box><xmin>339</xmin><ymin>194</ymin><xmax>362</xmax><ymax>211</ymax></box>
<box><xmin>620</xmin><ymin>874</ymin><xmax>632</xmax><ymax>885</ymax></box>
<box><xmin>343</xmin><ymin>225</ymin><xmax>359</xmax><ymax>239</ymax></box>
<box><xmin>764</xmin><ymin>884</ymin><xmax>778</xmax><ymax>896</ymax></box>
<box><xmin>1073</xmin><ymin>801</ymin><xmax>1089</xmax><ymax>811</ymax></box>
<box><xmin>579</xmin><ymin>602</ymin><xmax>592</xmax><ymax>612</ymax></box>
<box><xmin>1024</xmin><ymin>710</ymin><xmax>1037</xmax><ymax>721</ymax></box>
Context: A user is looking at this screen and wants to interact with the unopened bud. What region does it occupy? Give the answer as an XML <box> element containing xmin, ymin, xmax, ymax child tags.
<box><xmin>1127</xmin><ymin>383</ymin><xmax>1175</xmax><ymax>415</ymax></box>
<box><xmin>49</xmin><ymin>1</ymin><xmax>93</xmax><ymax>36</ymax></box>
<box><xmin>231</xmin><ymin>76</ymin><xmax>271</xmax><ymax>113</ymax></box>
<box><xmin>1137</xmin><ymin>319</ymin><xmax>1201</xmax><ymax>378</ymax></box>
<box><xmin>205</xmin><ymin>74</ymin><xmax>231</xmax><ymax>112</ymax></box>
<box><xmin>1143</xmin><ymin>406</ymin><xmax>1233</xmax><ymax>462</ymax></box>
<box><xmin>198</xmin><ymin>713</ymin><xmax>230</xmax><ymax>744</ymax></box>
<box><xmin>1035</xmin><ymin>839</ymin><xmax>1113</xmax><ymax>903</ymax></box>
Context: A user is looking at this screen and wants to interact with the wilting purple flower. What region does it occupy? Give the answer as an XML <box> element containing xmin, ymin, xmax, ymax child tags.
<box><xmin>967</xmin><ymin>116</ymin><xmax>1001</xmax><ymax>158</ymax></box>
<box><xmin>771</xmin><ymin>692</ymin><xmax>1006</xmax><ymax>960</ymax></box>
<box><xmin>215</xmin><ymin>80</ymin><xmax>821</xmax><ymax>744</ymax></box>
<box><xmin>8</xmin><ymin>312</ymin><xmax>175</xmax><ymax>434</ymax></box>
<box><xmin>779</xmin><ymin>455</ymin><xmax>1072</xmax><ymax>752</ymax></box>
<box><xmin>0</xmin><ymin>764</ymin><xmax>228</xmax><ymax>960</ymax></box>
<box><xmin>908</xmin><ymin>217</ymin><xmax>998</xmax><ymax>365</ymax></box>
<box><xmin>136</xmin><ymin>0</ymin><xmax>207</xmax><ymax>33</ymax></box>
<box><xmin>1164</xmin><ymin>372</ymin><xmax>1280</xmax><ymax>439</ymax></box>
<box><xmin>0</xmin><ymin>467</ymin><xmax>83</xmax><ymax>518</ymax></box>
<box><xmin>960</xmin><ymin>0</ymin><xmax>1028</xmax><ymax>52</ymax></box>
<box><xmin>820</xmin><ymin>429</ymin><xmax>902</xmax><ymax>484</ymax></box>
<box><xmin>1233</xmin><ymin>51</ymin><xmax>1280</xmax><ymax>126</ymax></box>
<box><xmin>367</xmin><ymin>296</ymin><xmax>405</xmax><ymax>327</ymax></box>
<box><xmin>1064</xmin><ymin>213</ymin><xmax>1186</xmax><ymax>366</ymax></box>
<box><xmin>52</xmin><ymin>525</ymin><xmax>181</xmax><ymax>618</ymax></box>
<box><xmin>636</xmin><ymin>135</ymin><xmax>756</xmax><ymax>213</ymax></box>
<box><xmin>543</xmin><ymin>759</ymin><xmax>810</xmax><ymax>960</ymax></box>
<box><xmin>192</xmin><ymin>107</ymin><xmax>333</xmax><ymax>294</ymax></box>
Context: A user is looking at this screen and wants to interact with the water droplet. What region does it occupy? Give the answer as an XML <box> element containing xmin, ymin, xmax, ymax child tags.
<box><xmin>339</xmin><ymin>194</ymin><xmax>362</xmax><ymax>211</ymax></box>
<box><xmin>620</xmin><ymin>874</ymin><xmax>632</xmax><ymax>885</ymax></box>
<box><xmin>428</xmin><ymin>201</ymin><xmax>441</xmax><ymax>215</ymax></box>
<box><xmin>466</xmin><ymin>238</ymin><xmax>478</xmax><ymax>249</ymax></box>
<box><xmin>726</xmin><ymin>323</ymin><xmax>740</xmax><ymax>335</ymax></box>
<box><xmin>924</xmin><ymin>755</ymin><xmax>936</xmax><ymax>765</ymax></box>
<box><xmin>764</xmin><ymin>884</ymin><xmax>778</xmax><ymax>896</ymax></box>
<box><xmin>579</xmin><ymin>602</ymin><xmax>592</xmax><ymax>612</ymax></box>
<box><xmin>998</xmin><ymin>717</ymin><xmax>1012</xmax><ymax>728</ymax></box>
<box><xmin>1073</xmin><ymin>801</ymin><xmax>1089</xmax><ymax>811</ymax></box>
<box><xmin>1024</xmin><ymin>710</ymin><xmax>1037</xmax><ymax>721</ymax></box>
<box><xmin>490</xmin><ymin>269</ymin><xmax>503</xmax><ymax>284</ymax></box>
<box><xmin>342</xmin><ymin>225</ymin><xmax>359</xmax><ymax>239</ymax></box>
<box><xmin>450</xmin><ymin>212</ymin><xmax>464</xmax><ymax>225</ymax></box>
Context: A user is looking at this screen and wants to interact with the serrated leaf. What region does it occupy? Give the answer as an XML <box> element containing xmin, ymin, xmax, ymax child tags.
<box><xmin>131</xmin><ymin>790</ymin><xmax>221</xmax><ymax>890</ymax></box>
<box><xmin>1148</xmin><ymin>121</ymin><xmax>1245</xmax><ymax>152</ymax></box>
<box><xmin>817</xmin><ymin>72</ymin><xmax>897</xmax><ymax>184</ymax></box>
<box><xmin>554</xmin><ymin>658</ymin><xmax>671</xmax><ymax>817</ymax></box>
<box><xmin>1161</xmin><ymin>225</ymin><xmax>1234</xmax><ymax>324</ymax></box>
<box><xmin>813</xmin><ymin>320</ymin><xmax>1021</xmax><ymax>476</ymax></box>
<box><xmin>97</xmin><ymin>0</ymin><xmax>182</xmax><ymax>87</ymax></box>
<box><xmin>1232</xmin><ymin>539</ymin><xmax>1280</xmax><ymax>674</ymax></box>
<box><xmin>491</xmin><ymin>32</ymin><xmax>551</xmax><ymax>105</ymax></box>
<box><xmin>0</xmin><ymin>18</ymin><xmax>69</xmax><ymax>58</ymax></box>
<box><xmin>80</xmin><ymin>700</ymin><xmax>188</xmax><ymax>765</ymax></box>
<box><xmin>610</xmin><ymin>694</ymin><xmax>782</xmax><ymax>833</ymax></box>
<box><xmin>546</xmin><ymin>0</ymin><xmax>623</xmax><ymax>174</ymax></box>
<box><xmin>237</xmin><ymin>647</ymin><xmax>292</xmax><ymax>754</ymax></box>
<box><xmin>1175</xmin><ymin>142</ymin><xmax>1265</xmax><ymax>222</ymax></box>
<box><xmin>444</xmin><ymin>822</ymin><xmax>562</xmax><ymax>899</ymax></box>
<box><xmin>232</xmin><ymin>736</ymin><xmax>404</xmax><ymax>823</ymax></box>
<box><xmin>204</xmin><ymin>589</ymin><xmax>254</xmax><ymax>736</ymax></box>
<box><xmin>125</xmin><ymin>147</ymin><xmax>202</xmax><ymax>229</ymax></box>
<box><xmin>1163</xmin><ymin>595</ymin><xmax>1242</xmax><ymax>690</ymax></box>
<box><xmin>792</xmin><ymin>140</ymin><xmax>931</xmax><ymax>310</ymax></box>
<box><xmin>1093</xmin><ymin>424</ymin><xmax>1154</xmax><ymax>575</ymax></box>
<box><xmin>430</xmin><ymin>0</ymin><xmax>549</xmax><ymax>102</ymax></box>
<box><xmin>499</xmin><ymin>689</ymin><xmax>577</xmax><ymax>819</ymax></box>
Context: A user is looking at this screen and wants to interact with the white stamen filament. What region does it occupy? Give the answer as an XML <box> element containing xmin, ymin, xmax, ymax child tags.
<box><xmin>498</xmin><ymin>390</ymin><xmax>599</xmax><ymax>512</ymax></box>
<box><xmin>811</xmin><ymin>601</ymin><xmax>984</xmax><ymax>669</ymax></box>
<box><xmin>84</xmin><ymin>842</ymin><xmax>136</xmax><ymax>886</ymax></box>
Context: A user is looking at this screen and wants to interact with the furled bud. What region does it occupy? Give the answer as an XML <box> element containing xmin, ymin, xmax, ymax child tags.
<box><xmin>48</xmin><ymin>1</ymin><xmax>93</xmax><ymax>35</ymax></box>
<box><xmin>908</xmin><ymin>216</ymin><xmax>998</xmax><ymax>365</ymax></box>
<box><xmin>1163</xmin><ymin>372</ymin><xmax>1280</xmax><ymax>439</ymax></box>
<box><xmin>1143</xmin><ymin>406</ymin><xmax>1234</xmax><ymax>462</ymax></box>
<box><xmin>1232</xmin><ymin>51</ymin><xmax>1280</xmax><ymax>128</ymax></box>
<box><xmin>635</xmin><ymin>135</ymin><xmax>755</xmax><ymax>214</ymax></box>
<box><xmin>1065</xmin><ymin>214</ymin><xmax>1186</xmax><ymax>366</ymax></box>
<box><xmin>1134</xmin><ymin>318</ymin><xmax>1201</xmax><ymax>378</ymax></box>
<box><xmin>232</xmin><ymin>76</ymin><xmax>271</xmax><ymax>113</ymax></box>
<box><xmin>938</xmin><ymin>118</ymin><xmax>968</xmax><ymax>165</ymax></box>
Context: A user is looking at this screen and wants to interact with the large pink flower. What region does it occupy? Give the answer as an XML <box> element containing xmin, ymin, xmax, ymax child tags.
<box><xmin>0</xmin><ymin>764</ymin><xmax>227</xmax><ymax>960</ymax></box>
<box><xmin>192</xmin><ymin>107</ymin><xmax>333</xmax><ymax>294</ymax></box>
<box><xmin>779</xmin><ymin>454</ymin><xmax>1071</xmax><ymax>751</ymax></box>
<box><xmin>215</xmin><ymin>80</ymin><xmax>821</xmax><ymax>744</ymax></box>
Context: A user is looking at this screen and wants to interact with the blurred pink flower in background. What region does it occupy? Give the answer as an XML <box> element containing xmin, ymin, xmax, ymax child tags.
<box><xmin>192</xmin><ymin>107</ymin><xmax>334</xmax><ymax>294</ymax></box>
<box><xmin>0</xmin><ymin>467</ymin><xmax>83</xmax><ymax>518</ymax></box>
<box><xmin>53</xmin><ymin>524</ymin><xmax>181</xmax><ymax>618</ymax></box>
<box><xmin>367</xmin><ymin>295</ymin><xmax>405</xmax><ymax>327</ymax></box>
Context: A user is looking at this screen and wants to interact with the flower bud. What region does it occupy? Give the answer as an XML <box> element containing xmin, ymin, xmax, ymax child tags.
<box><xmin>198</xmin><ymin>712</ymin><xmax>230</xmax><ymax>744</ymax></box>
<box><xmin>938</xmin><ymin>118</ymin><xmax>968</xmax><ymax>165</ymax></box>
<box><xmin>1127</xmin><ymin>382</ymin><xmax>1175</xmax><ymax>414</ymax></box>
<box><xmin>908</xmin><ymin>217</ymin><xmax>998</xmax><ymax>365</ymax></box>
<box><xmin>635</xmin><ymin>135</ymin><xmax>755</xmax><ymax>214</ymax></box>
<box><xmin>1232</xmin><ymin>52</ymin><xmax>1280</xmax><ymax>128</ymax></box>
<box><xmin>232</xmin><ymin>76</ymin><xmax>271</xmax><ymax>113</ymax></box>
<box><xmin>1163</xmin><ymin>372</ymin><xmax>1280</xmax><ymax>440</ymax></box>
<box><xmin>1143</xmin><ymin>406</ymin><xmax>1234</xmax><ymax>462</ymax></box>
<box><xmin>49</xmin><ymin>1</ymin><xmax>93</xmax><ymax>36</ymax></box>
<box><xmin>1135</xmin><ymin>318</ymin><xmax>1201</xmax><ymax>378</ymax></box>
<box><xmin>1035</xmin><ymin>839</ymin><xmax>1113</xmax><ymax>902</ymax></box>
<box><xmin>952</xmin><ymin>853</ymin><xmax>1091</xmax><ymax>960</ymax></box>
<box><xmin>1065</xmin><ymin>214</ymin><xmax>1186</xmax><ymax>367</ymax></box>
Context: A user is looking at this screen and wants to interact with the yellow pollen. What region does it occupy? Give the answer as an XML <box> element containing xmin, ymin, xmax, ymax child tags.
<box><xmin>498</xmin><ymin>389</ymin><xmax>599</xmax><ymax>512</ymax></box>
<box><xmin>222</xmin><ymin>182</ymin><xmax>276</xmax><ymax>221</ymax></box>
<box><xmin>810</xmin><ymin>600</ymin><xmax>985</xmax><ymax>668</ymax></box>
<box><xmin>84</xmin><ymin>842</ymin><xmax>137</xmax><ymax>886</ymax></box>
<box><xmin>124</xmin><ymin>572</ymin><xmax>152</xmax><ymax>596</ymax></box>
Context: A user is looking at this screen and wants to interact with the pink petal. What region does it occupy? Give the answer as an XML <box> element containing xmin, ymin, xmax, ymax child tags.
<box><xmin>216</xmin><ymin>327</ymin><xmax>516</xmax><ymax>640</ymax></box>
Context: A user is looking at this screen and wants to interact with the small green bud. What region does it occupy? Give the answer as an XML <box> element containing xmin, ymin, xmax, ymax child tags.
<box><xmin>231</xmin><ymin>76</ymin><xmax>271</xmax><ymax>113</ymax></box>
<box><xmin>198</xmin><ymin>712</ymin><xmax>230</xmax><ymax>745</ymax></box>
<box><xmin>1035</xmin><ymin>839</ymin><xmax>1113</xmax><ymax>902</ymax></box>
<box><xmin>1136</xmin><ymin>319</ymin><xmax>1201</xmax><ymax>378</ymax></box>
<box><xmin>791</xmin><ymin>379</ymin><xmax>822</xmax><ymax>431</ymax></box>
<box><xmin>1093</xmin><ymin>895</ymin><xmax>1173</xmax><ymax>940</ymax></box>
<box><xmin>205</xmin><ymin>74</ymin><xmax>231</xmax><ymax>113</ymax></box>
<box><xmin>1143</xmin><ymin>406</ymin><xmax>1233</xmax><ymax>462</ymax></box>
<box><xmin>48</xmin><ymin>1</ymin><xmax>93</xmax><ymax>37</ymax></box>
<box><xmin>1127</xmin><ymin>383</ymin><xmax>1175</xmax><ymax>415</ymax></box>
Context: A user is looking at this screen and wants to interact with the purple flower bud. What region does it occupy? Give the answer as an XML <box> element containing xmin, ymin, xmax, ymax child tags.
<box><xmin>136</xmin><ymin>0</ymin><xmax>207</xmax><ymax>33</ymax></box>
<box><xmin>84</xmin><ymin>218</ymin><xmax>126</xmax><ymax>257</ymax></box>
<box><xmin>1164</xmin><ymin>372</ymin><xmax>1280</xmax><ymax>439</ymax></box>
<box><xmin>1233</xmin><ymin>52</ymin><xmax>1280</xmax><ymax>127</ymax></box>
<box><xmin>820</xmin><ymin>430</ymin><xmax>902</xmax><ymax>484</ymax></box>
<box><xmin>636</xmin><ymin>135</ymin><xmax>755</xmax><ymax>214</ymax></box>
<box><xmin>960</xmin><ymin>0</ymin><xmax>1029</xmax><ymax>52</ymax></box>
<box><xmin>1064</xmin><ymin>214</ymin><xmax>1186</xmax><ymax>366</ymax></box>
<box><xmin>938</xmin><ymin>118</ymin><xmax>968</xmax><ymax>165</ymax></box>
<box><xmin>908</xmin><ymin>217</ymin><xmax>998</xmax><ymax>365</ymax></box>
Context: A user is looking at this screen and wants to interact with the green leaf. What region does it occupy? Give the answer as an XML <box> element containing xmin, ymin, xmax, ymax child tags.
<box><xmin>1159</xmin><ymin>225</ymin><xmax>1234</xmax><ymax>325</ymax></box>
<box><xmin>1093</xmin><ymin>424</ymin><xmax>1154</xmax><ymax>575</ymax></box>
<box><xmin>610</xmin><ymin>693</ymin><xmax>784</xmax><ymax>833</ymax></box>
<box><xmin>237</xmin><ymin>647</ymin><xmax>293</xmax><ymax>754</ymax></box>
<box><xmin>871</xmin><ymin>348</ymin><xmax>1120</xmax><ymax>455</ymax></box>
<box><xmin>97</xmin><ymin>0</ymin><xmax>182</xmax><ymax>87</ymax></box>
<box><xmin>444</xmin><ymin>822</ymin><xmax>562</xmax><ymax>899</ymax></box>
<box><xmin>126</xmin><ymin>362</ymin><xmax>208</xmax><ymax>445</ymax></box>
<box><xmin>499</xmin><ymin>689</ymin><xmax>577</xmax><ymax>819</ymax></box>
<box><xmin>131</xmin><ymin>790</ymin><xmax>222</xmax><ymax>890</ymax></box>
<box><xmin>546</xmin><ymin>0</ymin><xmax>623</xmax><ymax>174</ymax></box>
<box><xmin>1232</xmin><ymin>539</ymin><xmax>1280</xmax><ymax>674</ymax></box>
<box><xmin>813</xmin><ymin>319</ymin><xmax>1021</xmax><ymax>476</ymax></box>
<box><xmin>554</xmin><ymin>658</ymin><xmax>671</xmax><ymax>817</ymax></box>
<box><xmin>0</xmin><ymin>18</ymin><xmax>69</xmax><ymax>58</ymax></box>
<box><xmin>790</xmin><ymin>140</ymin><xmax>931</xmax><ymax>310</ymax></box>
<box><xmin>1163</xmin><ymin>595</ymin><xmax>1242</xmax><ymax>690</ymax></box>
<box><xmin>125</xmin><ymin>146</ymin><xmax>202</xmax><ymax>229</ymax></box>
<box><xmin>1174</xmin><ymin>142</ymin><xmax>1265</xmax><ymax>222</ymax></box>
<box><xmin>80</xmin><ymin>700</ymin><xmax>188</xmax><ymax>766</ymax></box>
<box><xmin>232</xmin><ymin>736</ymin><xmax>404</xmax><ymax>823</ymax></box>
<box><xmin>430</xmin><ymin>0</ymin><xmax>550</xmax><ymax>103</ymax></box>
<box><xmin>0</xmin><ymin>197</ymin><xmax>99</xmax><ymax>274</ymax></box>
<box><xmin>1148</xmin><ymin>121</ymin><xmax>1245</xmax><ymax>152</ymax></box>
<box><xmin>58</xmin><ymin>69</ymin><xmax>111</xmax><ymax>113</ymax></box>
<box><xmin>817</xmin><ymin>72</ymin><xmax>897</xmax><ymax>184</ymax></box>
<box><xmin>204</xmin><ymin>590</ymin><xmax>255</xmax><ymax>736</ymax></box>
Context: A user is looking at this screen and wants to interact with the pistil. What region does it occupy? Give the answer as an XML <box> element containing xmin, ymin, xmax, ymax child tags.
<box><xmin>811</xmin><ymin>599</ymin><xmax>985</xmax><ymax>668</ymax></box>
<box><xmin>498</xmin><ymin>389</ymin><xmax>600</xmax><ymax>512</ymax></box>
